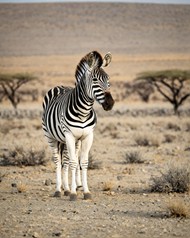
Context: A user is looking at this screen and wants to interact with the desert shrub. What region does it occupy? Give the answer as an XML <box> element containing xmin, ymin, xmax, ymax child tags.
<box><xmin>0</xmin><ymin>146</ymin><xmax>47</xmax><ymax>166</ymax></box>
<box><xmin>135</xmin><ymin>134</ymin><xmax>160</xmax><ymax>147</ymax></box>
<box><xmin>0</xmin><ymin>172</ymin><xmax>7</xmax><ymax>183</ymax></box>
<box><xmin>88</xmin><ymin>154</ymin><xmax>102</xmax><ymax>170</ymax></box>
<box><xmin>135</xmin><ymin>136</ymin><xmax>149</xmax><ymax>146</ymax></box>
<box><xmin>100</xmin><ymin>123</ymin><xmax>117</xmax><ymax>136</ymax></box>
<box><xmin>167</xmin><ymin>198</ymin><xmax>190</xmax><ymax>218</ymax></box>
<box><xmin>151</xmin><ymin>165</ymin><xmax>190</xmax><ymax>193</ymax></box>
<box><xmin>164</xmin><ymin>134</ymin><xmax>176</xmax><ymax>143</ymax></box>
<box><xmin>124</xmin><ymin>151</ymin><xmax>144</xmax><ymax>164</ymax></box>
<box><xmin>185</xmin><ymin>122</ymin><xmax>190</xmax><ymax>132</ymax></box>
<box><xmin>166</xmin><ymin>122</ymin><xmax>181</xmax><ymax>131</ymax></box>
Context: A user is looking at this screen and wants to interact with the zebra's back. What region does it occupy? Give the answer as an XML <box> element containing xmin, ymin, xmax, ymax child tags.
<box><xmin>42</xmin><ymin>86</ymin><xmax>73</xmax><ymax>142</ymax></box>
<box><xmin>43</xmin><ymin>86</ymin><xmax>73</xmax><ymax>111</ymax></box>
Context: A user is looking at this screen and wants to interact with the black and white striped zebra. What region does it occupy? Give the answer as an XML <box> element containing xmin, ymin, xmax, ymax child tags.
<box><xmin>42</xmin><ymin>51</ymin><xmax>114</xmax><ymax>201</ymax></box>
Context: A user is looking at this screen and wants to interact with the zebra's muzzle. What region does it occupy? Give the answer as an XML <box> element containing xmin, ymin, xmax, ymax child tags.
<box><xmin>102</xmin><ymin>92</ymin><xmax>115</xmax><ymax>111</ymax></box>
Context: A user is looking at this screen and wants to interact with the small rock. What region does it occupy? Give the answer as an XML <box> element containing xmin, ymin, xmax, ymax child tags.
<box><xmin>117</xmin><ymin>176</ymin><xmax>123</xmax><ymax>181</ymax></box>
<box><xmin>185</xmin><ymin>147</ymin><xmax>190</xmax><ymax>151</ymax></box>
<box><xmin>52</xmin><ymin>231</ymin><xmax>62</xmax><ymax>237</ymax></box>
<box><xmin>32</xmin><ymin>232</ymin><xmax>40</xmax><ymax>238</ymax></box>
<box><xmin>11</xmin><ymin>183</ymin><xmax>18</xmax><ymax>193</ymax></box>
<box><xmin>45</xmin><ymin>179</ymin><xmax>52</xmax><ymax>186</ymax></box>
<box><xmin>26</xmin><ymin>209</ymin><xmax>32</xmax><ymax>214</ymax></box>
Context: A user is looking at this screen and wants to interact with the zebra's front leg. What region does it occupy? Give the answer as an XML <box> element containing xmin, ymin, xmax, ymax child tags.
<box><xmin>80</xmin><ymin>132</ymin><xmax>94</xmax><ymax>200</ymax></box>
<box><xmin>76</xmin><ymin>140</ymin><xmax>82</xmax><ymax>189</ymax></box>
<box><xmin>65</xmin><ymin>133</ymin><xmax>78</xmax><ymax>201</ymax></box>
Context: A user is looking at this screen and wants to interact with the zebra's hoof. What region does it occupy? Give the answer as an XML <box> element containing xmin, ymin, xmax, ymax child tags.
<box><xmin>84</xmin><ymin>193</ymin><xmax>92</xmax><ymax>200</ymax></box>
<box><xmin>64</xmin><ymin>190</ymin><xmax>71</xmax><ymax>196</ymax></box>
<box><xmin>70</xmin><ymin>193</ymin><xmax>77</xmax><ymax>201</ymax></box>
<box><xmin>54</xmin><ymin>191</ymin><xmax>61</xmax><ymax>197</ymax></box>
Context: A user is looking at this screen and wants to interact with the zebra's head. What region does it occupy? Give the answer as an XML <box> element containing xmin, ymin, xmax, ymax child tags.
<box><xmin>84</xmin><ymin>51</ymin><xmax>115</xmax><ymax>111</ymax></box>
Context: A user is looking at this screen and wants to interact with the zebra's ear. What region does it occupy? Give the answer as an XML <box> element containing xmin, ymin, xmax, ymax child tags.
<box><xmin>102</xmin><ymin>52</ymin><xmax>112</xmax><ymax>67</ymax></box>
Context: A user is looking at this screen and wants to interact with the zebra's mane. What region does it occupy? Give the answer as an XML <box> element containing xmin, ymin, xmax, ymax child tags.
<box><xmin>75</xmin><ymin>51</ymin><xmax>103</xmax><ymax>84</ymax></box>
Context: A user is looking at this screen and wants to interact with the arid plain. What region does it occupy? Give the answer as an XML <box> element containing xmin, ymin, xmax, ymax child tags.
<box><xmin>0</xmin><ymin>2</ymin><xmax>190</xmax><ymax>238</ymax></box>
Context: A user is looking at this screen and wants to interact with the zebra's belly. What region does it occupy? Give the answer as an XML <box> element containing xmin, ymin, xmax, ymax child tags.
<box><xmin>45</xmin><ymin>122</ymin><xmax>94</xmax><ymax>143</ymax></box>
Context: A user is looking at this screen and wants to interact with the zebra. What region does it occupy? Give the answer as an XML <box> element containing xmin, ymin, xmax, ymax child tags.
<box><xmin>42</xmin><ymin>51</ymin><xmax>114</xmax><ymax>201</ymax></box>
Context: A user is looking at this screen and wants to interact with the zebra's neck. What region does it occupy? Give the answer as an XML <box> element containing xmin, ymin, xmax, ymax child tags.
<box><xmin>68</xmin><ymin>79</ymin><xmax>94</xmax><ymax>121</ymax></box>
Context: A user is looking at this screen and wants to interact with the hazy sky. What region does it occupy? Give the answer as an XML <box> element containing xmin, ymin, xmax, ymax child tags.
<box><xmin>0</xmin><ymin>0</ymin><xmax>190</xmax><ymax>4</ymax></box>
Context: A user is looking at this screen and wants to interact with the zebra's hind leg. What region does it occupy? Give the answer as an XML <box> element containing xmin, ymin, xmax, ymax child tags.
<box><xmin>59</xmin><ymin>142</ymin><xmax>71</xmax><ymax>196</ymax></box>
<box><xmin>63</xmin><ymin>162</ymin><xmax>71</xmax><ymax>196</ymax></box>
<box><xmin>49</xmin><ymin>139</ymin><xmax>62</xmax><ymax>197</ymax></box>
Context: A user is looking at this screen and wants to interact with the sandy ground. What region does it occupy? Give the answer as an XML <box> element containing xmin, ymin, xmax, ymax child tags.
<box><xmin>0</xmin><ymin>111</ymin><xmax>190</xmax><ymax>238</ymax></box>
<box><xmin>0</xmin><ymin>2</ymin><xmax>190</xmax><ymax>238</ymax></box>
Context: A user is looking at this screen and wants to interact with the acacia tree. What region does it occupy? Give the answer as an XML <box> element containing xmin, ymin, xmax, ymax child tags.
<box><xmin>135</xmin><ymin>70</ymin><xmax>190</xmax><ymax>114</ymax></box>
<box><xmin>0</xmin><ymin>73</ymin><xmax>37</xmax><ymax>109</ymax></box>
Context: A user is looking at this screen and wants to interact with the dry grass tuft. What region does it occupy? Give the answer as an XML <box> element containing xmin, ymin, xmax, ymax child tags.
<box><xmin>151</xmin><ymin>165</ymin><xmax>190</xmax><ymax>193</ymax></box>
<box><xmin>102</xmin><ymin>181</ymin><xmax>114</xmax><ymax>191</ymax></box>
<box><xmin>134</xmin><ymin>133</ymin><xmax>160</xmax><ymax>147</ymax></box>
<box><xmin>167</xmin><ymin>198</ymin><xmax>190</xmax><ymax>218</ymax></box>
<box><xmin>185</xmin><ymin>122</ymin><xmax>190</xmax><ymax>132</ymax></box>
<box><xmin>0</xmin><ymin>172</ymin><xmax>7</xmax><ymax>182</ymax></box>
<box><xmin>166</xmin><ymin>122</ymin><xmax>181</xmax><ymax>131</ymax></box>
<box><xmin>88</xmin><ymin>154</ymin><xmax>102</xmax><ymax>170</ymax></box>
<box><xmin>164</xmin><ymin>134</ymin><xmax>176</xmax><ymax>143</ymax></box>
<box><xmin>124</xmin><ymin>151</ymin><xmax>144</xmax><ymax>164</ymax></box>
<box><xmin>0</xmin><ymin>146</ymin><xmax>47</xmax><ymax>166</ymax></box>
<box><xmin>135</xmin><ymin>134</ymin><xmax>149</xmax><ymax>146</ymax></box>
<box><xmin>17</xmin><ymin>183</ymin><xmax>27</xmax><ymax>193</ymax></box>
